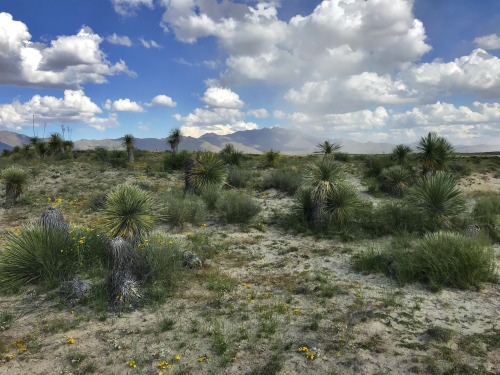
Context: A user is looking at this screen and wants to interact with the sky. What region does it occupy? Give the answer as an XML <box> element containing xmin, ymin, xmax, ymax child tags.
<box><xmin>0</xmin><ymin>0</ymin><xmax>500</xmax><ymax>145</ymax></box>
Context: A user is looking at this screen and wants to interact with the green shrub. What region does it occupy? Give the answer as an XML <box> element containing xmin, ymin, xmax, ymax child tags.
<box><xmin>199</xmin><ymin>187</ymin><xmax>219</xmax><ymax>211</ymax></box>
<box><xmin>227</xmin><ymin>167</ymin><xmax>252</xmax><ymax>188</ymax></box>
<box><xmin>163</xmin><ymin>150</ymin><xmax>191</xmax><ymax>171</ymax></box>
<box><xmin>325</xmin><ymin>183</ymin><xmax>363</xmax><ymax>227</ymax></box>
<box><xmin>216</xmin><ymin>190</ymin><xmax>261</xmax><ymax>223</ymax></box>
<box><xmin>354</xmin><ymin>232</ymin><xmax>495</xmax><ymax>290</ymax></box>
<box><xmin>260</xmin><ymin>168</ymin><xmax>301</xmax><ymax>195</ymax></box>
<box><xmin>0</xmin><ymin>226</ymin><xmax>74</xmax><ymax>288</ymax></box>
<box><xmin>262</xmin><ymin>149</ymin><xmax>281</xmax><ymax>168</ymax></box>
<box><xmin>103</xmin><ymin>184</ymin><xmax>157</xmax><ymax>241</ymax></box>
<box><xmin>364</xmin><ymin>156</ymin><xmax>392</xmax><ymax>178</ymax></box>
<box><xmin>108</xmin><ymin>150</ymin><xmax>128</xmax><ymax>168</ymax></box>
<box><xmin>334</xmin><ymin>152</ymin><xmax>350</xmax><ymax>162</ymax></box>
<box><xmin>135</xmin><ymin>232</ymin><xmax>182</xmax><ymax>285</ymax></box>
<box><xmin>69</xmin><ymin>226</ymin><xmax>110</xmax><ymax>273</ymax></box>
<box><xmin>164</xmin><ymin>190</ymin><xmax>208</xmax><ymax>226</ymax></box>
<box><xmin>412</xmin><ymin>232</ymin><xmax>495</xmax><ymax>290</ymax></box>
<box><xmin>219</xmin><ymin>144</ymin><xmax>244</xmax><ymax>167</ymax></box>
<box><xmin>473</xmin><ymin>194</ymin><xmax>500</xmax><ymax>226</ymax></box>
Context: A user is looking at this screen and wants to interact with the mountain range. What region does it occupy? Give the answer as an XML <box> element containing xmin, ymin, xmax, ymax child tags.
<box><xmin>0</xmin><ymin>128</ymin><xmax>499</xmax><ymax>155</ymax></box>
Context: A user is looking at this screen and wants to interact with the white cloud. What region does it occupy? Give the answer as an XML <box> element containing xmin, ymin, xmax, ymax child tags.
<box><xmin>273</xmin><ymin>110</ymin><xmax>286</xmax><ymax>119</ymax></box>
<box><xmin>407</xmin><ymin>49</ymin><xmax>500</xmax><ymax>98</ymax></box>
<box><xmin>180</xmin><ymin>121</ymin><xmax>258</xmax><ymax>138</ymax></box>
<box><xmin>138</xmin><ymin>122</ymin><xmax>150</xmax><ymax>130</ymax></box>
<box><xmin>139</xmin><ymin>38</ymin><xmax>162</xmax><ymax>49</ymax></box>
<box><xmin>107</xmin><ymin>33</ymin><xmax>132</xmax><ymax>46</ymax></box>
<box><xmin>161</xmin><ymin>0</ymin><xmax>430</xmax><ymax>86</ymax></box>
<box><xmin>285</xmin><ymin>72</ymin><xmax>421</xmax><ymax>113</ymax></box>
<box><xmin>247</xmin><ymin>108</ymin><xmax>269</xmax><ymax>118</ymax></box>
<box><xmin>201</xmin><ymin>87</ymin><xmax>244</xmax><ymax>109</ymax></box>
<box><xmin>146</xmin><ymin>94</ymin><xmax>177</xmax><ymax>107</ymax></box>
<box><xmin>0</xmin><ymin>90</ymin><xmax>121</xmax><ymax>131</ymax></box>
<box><xmin>474</xmin><ymin>34</ymin><xmax>500</xmax><ymax>50</ymax></box>
<box><xmin>109</xmin><ymin>98</ymin><xmax>145</xmax><ymax>112</ymax></box>
<box><xmin>0</xmin><ymin>13</ymin><xmax>135</xmax><ymax>89</ymax></box>
<box><xmin>111</xmin><ymin>0</ymin><xmax>154</xmax><ymax>17</ymax></box>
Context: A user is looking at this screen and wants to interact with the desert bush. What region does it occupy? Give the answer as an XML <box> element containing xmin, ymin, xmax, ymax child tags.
<box><xmin>473</xmin><ymin>194</ymin><xmax>500</xmax><ymax>226</ymax></box>
<box><xmin>135</xmin><ymin>232</ymin><xmax>182</xmax><ymax>285</ymax></box>
<box><xmin>69</xmin><ymin>226</ymin><xmax>110</xmax><ymax>273</ymax></box>
<box><xmin>262</xmin><ymin>149</ymin><xmax>281</xmax><ymax>168</ymax></box>
<box><xmin>1</xmin><ymin>166</ymin><xmax>28</xmax><ymax>207</ymax></box>
<box><xmin>108</xmin><ymin>150</ymin><xmax>128</xmax><ymax>168</ymax></box>
<box><xmin>163</xmin><ymin>149</ymin><xmax>191</xmax><ymax>171</ymax></box>
<box><xmin>164</xmin><ymin>190</ymin><xmax>208</xmax><ymax>226</ymax></box>
<box><xmin>216</xmin><ymin>190</ymin><xmax>261</xmax><ymax>223</ymax></box>
<box><xmin>260</xmin><ymin>168</ymin><xmax>301</xmax><ymax>195</ymax></box>
<box><xmin>219</xmin><ymin>144</ymin><xmax>244</xmax><ymax>167</ymax></box>
<box><xmin>199</xmin><ymin>187</ymin><xmax>219</xmax><ymax>211</ymax></box>
<box><xmin>409</xmin><ymin>172</ymin><xmax>465</xmax><ymax>224</ymax></box>
<box><xmin>334</xmin><ymin>152</ymin><xmax>350</xmax><ymax>162</ymax></box>
<box><xmin>92</xmin><ymin>148</ymin><xmax>109</xmax><ymax>162</ymax></box>
<box><xmin>391</xmin><ymin>144</ymin><xmax>413</xmax><ymax>165</ymax></box>
<box><xmin>378</xmin><ymin>165</ymin><xmax>414</xmax><ymax>198</ymax></box>
<box><xmin>103</xmin><ymin>184</ymin><xmax>157</xmax><ymax>241</ymax></box>
<box><xmin>364</xmin><ymin>155</ymin><xmax>392</xmax><ymax>178</ymax></box>
<box><xmin>354</xmin><ymin>232</ymin><xmax>495</xmax><ymax>290</ymax></box>
<box><xmin>227</xmin><ymin>167</ymin><xmax>252</xmax><ymax>188</ymax></box>
<box><xmin>360</xmin><ymin>201</ymin><xmax>429</xmax><ymax>236</ymax></box>
<box><xmin>411</xmin><ymin>232</ymin><xmax>495</xmax><ymax>290</ymax></box>
<box><xmin>0</xmin><ymin>225</ymin><xmax>75</xmax><ymax>289</ymax></box>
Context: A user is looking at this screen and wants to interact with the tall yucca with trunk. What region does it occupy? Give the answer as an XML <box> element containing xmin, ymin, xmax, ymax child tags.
<box><xmin>417</xmin><ymin>132</ymin><xmax>454</xmax><ymax>175</ymax></box>
<box><xmin>190</xmin><ymin>153</ymin><xmax>227</xmax><ymax>192</ymax></box>
<box><xmin>301</xmin><ymin>158</ymin><xmax>343</xmax><ymax>228</ymax></box>
<box><xmin>1</xmin><ymin>166</ymin><xmax>28</xmax><ymax>208</ymax></box>
<box><xmin>167</xmin><ymin>128</ymin><xmax>183</xmax><ymax>155</ymax></box>
<box><xmin>103</xmin><ymin>184</ymin><xmax>156</xmax><ymax>242</ymax></box>
<box><xmin>314</xmin><ymin>141</ymin><xmax>341</xmax><ymax>157</ymax></box>
<box><xmin>48</xmin><ymin>133</ymin><xmax>64</xmax><ymax>155</ymax></box>
<box><xmin>123</xmin><ymin>134</ymin><xmax>135</xmax><ymax>162</ymax></box>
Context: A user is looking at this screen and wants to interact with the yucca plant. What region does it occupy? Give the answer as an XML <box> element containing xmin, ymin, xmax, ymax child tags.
<box><xmin>63</xmin><ymin>140</ymin><xmax>74</xmax><ymax>153</ymax></box>
<box><xmin>1</xmin><ymin>166</ymin><xmax>28</xmax><ymax>207</ymax></box>
<box><xmin>262</xmin><ymin>149</ymin><xmax>281</xmax><ymax>168</ymax></box>
<box><xmin>167</xmin><ymin>128</ymin><xmax>183</xmax><ymax>155</ymax></box>
<box><xmin>122</xmin><ymin>134</ymin><xmax>135</xmax><ymax>162</ymax></box>
<box><xmin>48</xmin><ymin>133</ymin><xmax>64</xmax><ymax>155</ymax></box>
<box><xmin>325</xmin><ymin>183</ymin><xmax>362</xmax><ymax>227</ymax></box>
<box><xmin>417</xmin><ymin>132</ymin><xmax>454</xmax><ymax>175</ymax></box>
<box><xmin>190</xmin><ymin>153</ymin><xmax>227</xmax><ymax>192</ymax></box>
<box><xmin>103</xmin><ymin>184</ymin><xmax>157</xmax><ymax>242</ymax></box>
<box><xmin>302</xmin><ymin>158</ymin><xmax>343</xmax><ymax>228</ymax></box>
<box><xmin>0</xmin><ymin>225</ymin><xmax>74</xmax><ymax>289</ymax></box>
<box><xmin>379</xmin><ymin>165</ymin><xmax>414</xmax><ymax>198</ymax></box>
<box><xmin>314</xmin><ymin>140</ymin><xmax>341</xmax><ymax>157</ymax></box>
<box><xmin>409</xmin><ymin>172</ymin><xmax>465</xmax><ymax>225</ymax></box>
<box><xmin>391</xmin><ymin>144</ymin><xmax>412</xmax><ymax>165</ymax></box>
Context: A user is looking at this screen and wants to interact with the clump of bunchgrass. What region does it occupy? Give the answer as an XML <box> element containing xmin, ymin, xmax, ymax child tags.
<box><xmin>0</xmin><ymin>225</ymin><xmax>74</xmax><ymax>289</ymax></box>
<box><xmin>219</xmin><ymin>144</ymin><xmax>244</xmax><ymax>167</ymax></box>
<box><xmin>262</xmin><ymin>149</ymin><xmax>281</xmax><ymax>168</ymax></box>
<box><xmin>216</xmin><ymin>190</ymin><xmax>261</xmax><ymax>224</ymax></box>
<box><xmin>260</xmin><ymin>168</ymin><xmax>301</xmax><ymax>195</ymax></box>
<box><xmin>164</xmin><ymin>189</ymin><xmax>208</xmax><ymax>226</ymax></box>
<box><xmin>227</xmin><ymin>167</ymin><xmax>252</xmax><ymax>188</ymax></box>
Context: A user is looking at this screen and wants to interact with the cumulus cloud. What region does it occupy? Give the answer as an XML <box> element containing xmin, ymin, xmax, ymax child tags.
<box><xmin>174</xmin><ymin>86</ymin><xmax>262</xmax><ymax>136</ymax></box>
<box><xmin>108</xmin><ymin>98</ymin><xmax>145</xmax><ymax>112</ymax></box>
<box><xmin>146</xmin><ymin>94</ymin><xmax>177</xmax><ymax>107</ymax></box>
<box><xmin>285</xmin><ymin>72</ymin><xmax>421</xmax><ymax>113</ymax></box>
<box><xmin>407</xmin><ymin>49</ymin><xmax>500</xmax><ymax>98</ymax></box>
<box><xmin>474</xmin><ymin>34</ymin><xmax>500</xmax><ymax>50</ymax></box>
<box><xmin>0</xmin><ymin>90</ymin><xmax>120</xmax><ymax>131</ymax></box>
<box><xmin>201</xmin><ymin>87</ymin><xmax>243</xmax><ymax>109</ymax></box>
<box><xmin>107</xmin><ymin>33</ymin><xmax>132</xmax><ymax>46</ymax></box>
<box><xmin>138</xmin><ymin>122</ymin><xmax>150</xmax><ymax>130</ymax></box>
<box><xmin>0</xmin><ymin>13</ymin><xmax>135</xmax><ymax>89</ymax></box>
<box><xmin>139</xmin><ymin>38</ymin><xmax>162</xmax><ymax>49</ymax></box>
<box><xmin>247</xmin><ymin>108</ymin><xmax>269</xmax><ymax>118</ymax></box>
<box><xmin>111</xmin><ymin>0</ymin><xmax>154</xmax><ymax>17</ymax></box>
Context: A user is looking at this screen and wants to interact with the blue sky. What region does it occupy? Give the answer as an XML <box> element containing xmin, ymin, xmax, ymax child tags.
<box><xmin>0</xmin><ymin>0</ymin><xmax>499</xmax><ymax>145</ymax></box>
